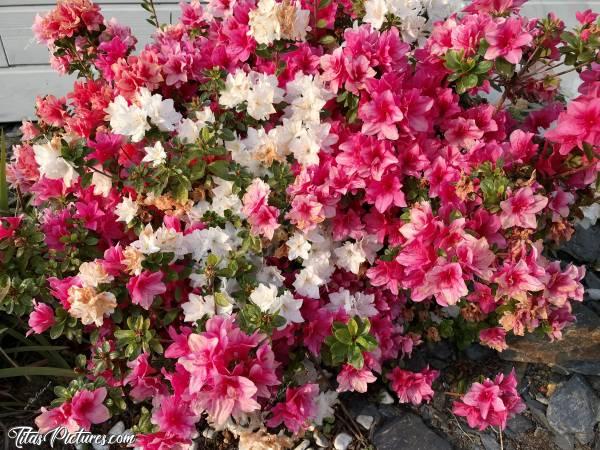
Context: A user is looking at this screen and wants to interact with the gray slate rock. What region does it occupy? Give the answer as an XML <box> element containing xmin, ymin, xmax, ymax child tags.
<box><xmin>372</xmin><ymin>412</ymin><xmax>451</xmax><ymax>450</ymax></box>
<box><xmin>560</xmin><ymin>225</ymin><xmax>600</xmax><ymax>263</ymax></box>
<box><xmin>506</xmin><ymin>414</ymin><xmax>534</xmax><ymax>435</ymax></box>
<box><xmin>479</xmin><ymin>433</ymin><xmax>500</xmax><ymax>450</ymax></box>
<box><xmin>553</xmin><ymin>432</ymin><xmax>575</xmax><ymax>450</ymax></box>
<box><xmin>546</xmin><ymin>375</ymin><xmax>600</xmax><ymax>441</ymax></box>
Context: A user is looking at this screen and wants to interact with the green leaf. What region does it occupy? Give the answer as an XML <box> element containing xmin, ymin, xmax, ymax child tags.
<box><xmin>318</xmin><ymin>0</ymin><xmax>332</xmax><ymax>8</ymax></box>
<box><xmin>334</xmin><ymin>328</ymin><xmax>353</xmax><ymax>345</ymax></box>
<box><xmin>0</xmin><ymin>367</ymin><xmax>76</xmax><ymax>379</ymax></box>
<box><xmin>347</xmin><ymin>345</ymin><xmax>364</xmax><ymax>369</ymax></box>
<box><xmin>319</xmin><ymin>35</ymin><xmax>337</xmax><ymax>46</ymax></box>
<box><xmin>316</xmin><ymin>18</ymin><xmax>328</xmax><ymax>28</ymax></box>
<box><xmin>347</xmin><ymin>318</ymin><xmax>359</xmax><ymax>337</ymax></box>
<box><xmin>444</xmin><ymin>50</ymin><xmax>462</xmax><ymax>71</ymax></box>
<box><xmin>495</xmin><ymin>57</ymin><xmax>515</xmax><ymax>79</ymax></box>
<box><xmin>207</xmin><ymin>160</ymin><xmax>230</xmax><ymax>178</ymax></box>
<box><xmin>473</xmin><ymin>60</ymin><xmax>493</xmax><ymax>74</ymax></box>
<box><xmin>457</xmin><ymin>73</ymin><xmax>478</xmax><ymax>94</ymax></box>
<box><xmin>356</xmin><ymin>335</ymin><xmax>377</xmax><ymax>352</ymax></box>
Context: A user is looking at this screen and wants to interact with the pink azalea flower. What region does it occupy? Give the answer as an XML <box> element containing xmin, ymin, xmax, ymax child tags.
<box><xmin>135</xmin><ymin>432</ymin><xmax>192</xmax><ymax>450</ymax></box>
<box><xmin>27</xmin><ymin>300</ymin><xmax>56</xmax><ymax>336</ymax></box>
<box><xmin>413</xmin><ymin>262</ymin><xmax>468</xmax><ymax>306</ymax></box>
<box><xmin>196</xmin><ymin>374</ymin><xmax>260</xmax><ymax>426</ymax></box>
<box><xmin>500</xmin><ymin>187</ymin><xmax>548</xmax><ymax>229</ymax></box>
<box><xmin>242</xmin><ymin>178</ymin><xmax>280</xmax><ymax>239</ymax></box>
<box><xmin>70</xmin><ymin>387</ymin><xmax>111</xmax><ymax>431</ymax></box>
<box><xmin>359</xmin><ymin>89</ymin><xmax>403</xmax><ymax>140</ymax></box>
<box><xmin>0</xmin><ymin>216</ymin><xmax>23</xmax><ymax>240</ymax></box>
<box><xmin>484</xmin><ymin>17</ymin><xmax>532</xmax><ymax>64</ymax></box>
<box><xmin>127</xmin><ymin>270</ymin><xmax>167</xmax><ymax>309</ymax></box>
<box><xmin>453</xmin><ymin>369</ymin><xmax>524</xmax><ymax>430</ymax></box>
<box><xmin>336</xmin><ymin>365</ymin><xmax>377</xmax><ymax>393</ymax></box>
<box><xmin>495</xmin><ymin>259</ymin><xmax>545</xmax><ymax>301</ymax></box>
<box><xmin>267</xmin><ymin>383</ymin><xmax>318</xmax><ymax>433</ymax></box>
<box><xmin>479</xmin><ymin>327</ymin><xmax>508</xmax><ymax>352</ymax></box>
<box><xmin>387</xmin><ymin>366</ymin><xmax>438</xmax><ymax>405</ymax></box>
<box><xmin>124</xmin><ymin>353</ymin><xmax>167</xmax><ymax>401</ymax></box>
<box><xmin>151</xmin><ymin>395</ymin><xmax>197</xmax><ymax>438</ymax></box>
<box><xmin>35</xmin><ymin>403</ymin><xmax>79</xmax><ymax>434</ymax></box>
<box><xmin>545</xmin><ymin>98</ymin><xmax>600</xmax><ymax>154</ymax></box>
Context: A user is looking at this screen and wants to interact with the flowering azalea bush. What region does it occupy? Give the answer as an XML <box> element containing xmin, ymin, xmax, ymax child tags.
<box><xmin>1</xmin><ymin>0</ymin><xmax>600</xmax><ymax>447</ymax></box>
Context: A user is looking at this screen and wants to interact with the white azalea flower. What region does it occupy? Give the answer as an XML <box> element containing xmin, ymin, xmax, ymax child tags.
<box><xmin>182</xmin><ymin>293</ymin><xmax>216</xmax><ymax>322</ymax></box>
<box><xmin>142</xmin><ymin>141</ymin><xmax>167</xmax><ymax>167</ymax></box>
<box><xmin>328</xmin><ymin>288</ymin><xmax>377</xmax><ymax>317</ymax></box>
<box><xmin>277</xmin><ymin>291</ymin><xmax>304</xmax><ymax>326</ymax></box>
<box><xmin>91</xmin><ymin>169</ymin><xmax>112</xmax><ymax>197</ymax></box>
<box><xmin>248</xmin><ymin>0</ymin><xmax>281</xmax><ymax>45</ymax></box>
<box><xmin>293</xmin><ymin>267</ymin><xmax>323</xmax><ymax>299</ymax></box>
<box><xmin>287</xmin><ymin>232</ymin><xmax>311</xmax><ymax>260</ymax></box>
<box><xmin>105</xmin><ymin>95</ymin><xmax>149</xmax><ymax>142</ymax></box>
<box><xmin>220</xmin><ymin>70</ymin><xmax>251</xmax><ymax>108</ymax></box>
<box><xmin>137</xmin><ymin>88</ymin><xmax>182</xmax><ymax>132</ymax></box>
<box><xmin>246</xmin><ymin>73</ymin><xmax>285</xmax><ymax>121</ymax></box>
<box><xmin>131</xmin><ymin>224</ymin><xmax>161</xmax><ymax>254</ymax></box>
<box><xmin>250</xmin><ymin>283</ymin><xmax>280</xmax><ymax>313</ymax></box>
<box><xmin>177</xmin><ymin>118</ymin><xmax>201</xmax><ymax>144</ymax></box>
<box><xmin>115</xmin><ymin>195</ymin><xmax>138</xmax><ymax>224</ymax></box>
<box><xmin>334</xmin><ymin>241</ymin><xmax>366</xmax><ymax>274</ymax></box>
<box><xmin>314</xmin><ymin>391</ymin><xmax>338</xmax><ymax>426</ymax></box>
<box><xmin>33</xmin><ymin>140</ymin><xmax>78</xmax><ymax>187</ymax></box>
<box><xmin>257</xmin><ymin>266</ymin><xmax>286</xmax><ymax>287</ymax></box>
<box><xmin>363</xmin><ymin>0</ymin><xmax>388</xmax><ymax>29</ymax></box>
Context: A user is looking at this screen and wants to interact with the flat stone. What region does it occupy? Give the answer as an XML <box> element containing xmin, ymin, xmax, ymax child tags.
<box><xmin>464</xmin><ymin>343</ymin><xmax>494</xmax><ymax>361</ymax></box>
<box><xmin>333</xmin><ymin>433</ymin><xmax>352</xmax><ymax>450</ymax></box>
<box><xmin>552</xmin><ymin>432</ymin><xmax>575</xmax><ymax>450</ymax></box>
<box><xmin>507</xmin><ymin>415</ymin><xmax>534</xmax><ymax>434</ymax></box>
<box><xmin>560</xmin><ymin>225</ymin><xmax>600</xmax><ymax>264</ymax></box>
<box><xmin>501</xmin><ymin>304</ymin><xmax>600</xmax><ymax>372</ymax></box>
<box><xmin>546</xmin><ymin>375</ymin><xmax>600</xmax><ymax>439</ymax></box>
<box><xmin>356</xmin><ymin>414</ymin><xmax>374</xmax><ymax>430</ymax></box>
<box><xmin>479</xmin><ymin>433</ymin><xmax>500</xmax><ymax>450</ymax></box>
<box><xmin>372</xmin><ymin>412</ymin><xmax>452</xmax><ymax>450</ymax></box>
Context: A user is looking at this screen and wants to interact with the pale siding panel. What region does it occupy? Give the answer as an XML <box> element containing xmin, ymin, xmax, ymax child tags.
<box><xmin>0</xmin><ymin>65</ymin><xmax>75</xmax><ymax>122</ymax></box>
<box><xmin>0</xmin><ymin>4</ymin><xmax>181</xmax><ymax>66</ymax></box>
<box><xmin>0</xmin><ymin>37</ymin><xmax>8</xmax><ymax>67</ymax></box>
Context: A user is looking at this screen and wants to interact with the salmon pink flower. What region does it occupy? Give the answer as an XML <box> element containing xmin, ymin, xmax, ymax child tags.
<box><xmin>500</xmin><ymin>187</ymin><xmax>548</xmax><ymax>229</ymax></box>
<box><xmin>479</xmin><ymin>327</ymin><xmax>508</xmax><ymax>351</ymax></box>
<box><xmin>267</xmin><ymin>383</ymin><xmax>318</xmax><ymax>433</ymax></box>
<box><xmin>151</xmin><ymin>395</ymin><xmax>198</xmax><ymax>438</ymax></box>
<box><xmin>359</xmin><ymin>89</ymin><xmax>403</xmax><ymax>140</ymax></box>
<box><xmin>336</xmin><ymin>365</ymin><xmax>377</xmax><ymax>393</ymax></box>
<box><xmin>387</xmin><ymin>366</ymin><xmax>438</xmax><ymax>405</ymax></box>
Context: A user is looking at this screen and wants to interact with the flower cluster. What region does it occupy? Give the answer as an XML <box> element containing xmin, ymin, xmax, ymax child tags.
<box><xmin>453</xmin><ymin>369</ymin><xmax>525</xmax><ymax>430</ymax></box>
<box><xmin>1</xmin><ymin>0</ymin><xmax>599</xmax><ymax>447</ymax></box>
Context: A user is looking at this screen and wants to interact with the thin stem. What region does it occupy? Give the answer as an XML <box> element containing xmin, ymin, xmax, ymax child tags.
<box><xmin>498</xmin><ymin>427</ymin><xmax>504</xmax><ymax>450</ymax></box>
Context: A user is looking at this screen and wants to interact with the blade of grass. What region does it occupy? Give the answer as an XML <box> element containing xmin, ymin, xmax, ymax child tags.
<box><xmin>0</xmin><ymin>367</ymin><xmax>76</xmax><ymax>378</ymax></box>
<box><xmin>3</xmin><ymin>345</ymin><xmax>69</xmax><ymax>354</ymax></box>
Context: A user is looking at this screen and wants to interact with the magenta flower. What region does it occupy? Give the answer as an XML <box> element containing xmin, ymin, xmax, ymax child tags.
<box><xmin>127</xmin><ymin>270</ymin><xmax>167</xmax><ymax>309</ymax></box>
<box><xmin>70</xmin><ymin>387</ymin><xmax>111</xmax><ymax>430</ymax></box>
<box><xmin>484</xmin><ymin>17</ymin><xmax>532</xmax><ymax>64</ymax></box>
<box><xmin>359</xmin><ymin>89</ymin><xmax>403</xmax><ymax>140</ymax></box>
<box><xmin>27</xmin><ymin>300</ymin><xmax>56</xmax><ymax>336</ymax></box>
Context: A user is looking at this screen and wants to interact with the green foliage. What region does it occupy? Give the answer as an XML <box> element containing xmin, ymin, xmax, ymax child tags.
<box><xmin>324</xmin><ymin>317</ymin><xmax>377</xmax><ymax>369</ymax></box>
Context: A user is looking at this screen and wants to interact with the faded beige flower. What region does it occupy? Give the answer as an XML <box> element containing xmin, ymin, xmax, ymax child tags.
<box><xmin>68</xmin><ymin>286</ymin><xmax>117</xmax><ymax>326</ymax></box>
<box><xmin>238</xmin><ymin>429</ymin><xmax>293</xmax><ymax>450</ymax></box>
<box><xmin>78</xmin><ymin>260</ymin><xmax>113</xmax><ymax>288</ymax></box>
<box><xmin>122</xmin><ymin>246</ymin><xmax>145</xmax><ymax>275</ymax></box>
